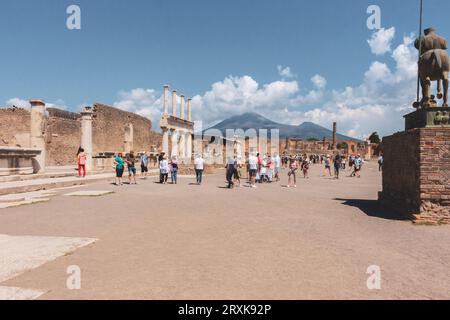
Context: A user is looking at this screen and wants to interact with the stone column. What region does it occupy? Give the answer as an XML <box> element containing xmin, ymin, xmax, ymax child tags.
<box><xmin>187</xmin><ymin>98</ymin><xmax>192</xmax><ymax>122</ymax></box>
<box><xmin>81</xmin><ymin>106</ymin><xmax>94</xmax><ymax>171</ymax></box>
<box><xmin>172</xmin><ymin>90</ymin><xmax>177</xmax><ymax>117</ymax></box>
<box><xmin>163</xmin><ymin>85</ymin><xmax>169</xmax><ymax>115</ymax></box>
<box><xmin>171</xmin><ymin>129</ymin><xmax>178</xmax><ymax>158</ymax></box>
<box><xmin>180</xmin><ymin>95</ymin><xmax>185</xmax><ymax>120</ymax></box>
<box><xmin>186</xmin><ymin>132</ymin><xmax>193</xmax><ymax>162</ymax></box>
<box><xmin>162</xmin><ymin>128</ymin><xmax>169</xmax><ymax>154</ymax></box>
<box><xmin>179</xmin><ymin>131</ymin><xmax>186</xmax><ymax>159</ymax></box>
<box><xmin>29</xmin><ymin>99</ymin><xmax>46</xmax><ymax>173</ymax></box>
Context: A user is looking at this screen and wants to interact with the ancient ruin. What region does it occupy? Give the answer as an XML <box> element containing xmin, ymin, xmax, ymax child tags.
<box><xmin>160</xmin><ymin>85</ymin><xmax>194</xmax><ymax>163</ymax></box>
<box><xmin>0</xmin><ymin>101</ymin><xmax>162</xmax><ymax>175</ymax></box>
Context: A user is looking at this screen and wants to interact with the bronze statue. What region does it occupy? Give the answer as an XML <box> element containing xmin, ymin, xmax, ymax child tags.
<box><xmin>414</xmin><ymin>28</ymin><xmax>450</xmax><ymax>108</ymax></box>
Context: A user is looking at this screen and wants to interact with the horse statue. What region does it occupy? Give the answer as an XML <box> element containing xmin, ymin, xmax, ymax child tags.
<box><xmin>414</xmin><ymin>28</ymin><xmax>450</xmax><ymax>108</ymax></box>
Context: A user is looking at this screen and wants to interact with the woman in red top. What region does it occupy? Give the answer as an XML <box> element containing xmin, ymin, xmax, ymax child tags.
<box><xmin>77</xmin><ymin>148</ymin><xmax>87</xmax><ymax>177</ymax></box>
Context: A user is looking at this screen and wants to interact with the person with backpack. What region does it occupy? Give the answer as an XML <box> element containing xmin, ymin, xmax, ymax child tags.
<box><xmin>140</xmin><ymin>151</ymin><xmax>149</xmax><ymax>179</ymax></box>
<box><xmin>114</xmin><ymin>152</ymin><xmax>125</xmax><ymax>186</ymax></box>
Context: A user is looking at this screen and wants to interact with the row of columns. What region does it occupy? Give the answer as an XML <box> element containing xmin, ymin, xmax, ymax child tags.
<box><xmin>163</xmin><ymin>85</ymin><xmax>192</xmax><ymax>121</ymax></box>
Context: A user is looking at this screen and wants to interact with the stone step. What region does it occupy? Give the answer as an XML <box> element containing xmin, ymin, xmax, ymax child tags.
<box><xmin>0</xmin><ymin>170</ymin><xmax>161</xmax><ymax>196</ymax></box>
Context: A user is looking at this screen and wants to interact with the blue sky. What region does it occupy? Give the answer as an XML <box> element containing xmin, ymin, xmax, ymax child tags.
<box><xmin>1</xmin><ymin>0</ymin><xmax>449</xmax><ymax>137</ymax></box>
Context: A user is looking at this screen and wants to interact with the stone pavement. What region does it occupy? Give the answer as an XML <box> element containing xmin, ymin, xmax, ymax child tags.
<box><xmin>0</xmin><ymin>162</ymin><xmax>449</xmax><ymax>300</ymax></box>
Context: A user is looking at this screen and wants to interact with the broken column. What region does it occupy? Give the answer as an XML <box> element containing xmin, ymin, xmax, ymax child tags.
<box><xmin>29</xmin><ymin>99</ymin><xmax>46</xmax><ymax>173</ymax></box>
<box><xmin>332</xmin><ymin>122</ymin><xmax>337</xmax><ymax>150</ymax></box>
<box><xmin>81</xmin><ymin>106</ymin><xmax>94</xmax><ymax>171</ymax></box>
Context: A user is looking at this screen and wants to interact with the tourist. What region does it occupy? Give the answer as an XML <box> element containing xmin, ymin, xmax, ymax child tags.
<box><xmin>348</xmin><ymin>155</ymin><xmax>355</xmax><ymax>172</ymax></box>
<box><xmin>114</xmin><ymin>152</ymin><xmax>125</xmax><ymax>186</ymax></box>
<box><xmin>341</xmin><ymin>156</ymin><xmax>346</xmax><ymax>170</ymax></box>
<box><xmin>378</xmin><ymin>154</ymin><xmax>384</xmax><ymax>172</ymax></box>
<box><xmin>76</xmin><ymin>147</ymin><xmax>87</xmax><ymax>178</ymax></box>
<box><xmin>287</xmin><ymin>157</ymin><xmax>298</xmax><ymax>188</ymax></box>
<box><xmin>234</xmin><ymin>156</ymin><xmax>242</xmax><ymax>187</ymax></box>
<box><xmin>324</xmin><ymin>155</ymin><xmax>332</xmax><ymax>176</ymax></box>
<box><xmin>334</xmin><ymin>153</ymin><xmax>342</xmax><ymax>179</ymax></box>
<box><xmin>248</xmin><ymin>152</ymin><xmax>258</xmax><ymax>188</ymax></box>
<box><xmin>301</xmin><ymin>158</ymin><xmax>310</xmax><ymax>179</ymax></box>
<box><xmin>225</xmin><ymin>156</ymin><xmax>236</xmax><ymax>189</ymax></box>
<box><xmin>160</xmin><ymin>155</ymin><xmax>169</xmax><ymax>184</ymax></box>
<box><xmin>257</xmin><ymin>153</ymin><xmax>262</xmax><ymax>183</ymax></box>
<box><xmin>158</xmin><ymin>152</ymin><xmax>165</xmax><ymax>183</ymax></box>
<box><xmin>273</xmin><ymin>153</ymin><xmax>281</xmax><ymax>182</ymax></box>
<box><xmin>140</xmin><ymin>151</ymin><xmax>149</xmax><ymax>179</ymax></box>
<box><xmin>126</xmin><ymin>151</ymin><xmax>138</xmax><ymax>185</ymax></box>
<box><xmin>352</xmin><ymin>154</ymin><xmax>364</xmax><ymax>178</ymax></box>
<box><xmin>194</xmin><ymin>154</ymin><xmax>204</xmax><ymax>185</ymax></box>
<box><xmin>170</xmin><ymin>156</ymin><xmax>178</xmax><ymax>184</ymax></box>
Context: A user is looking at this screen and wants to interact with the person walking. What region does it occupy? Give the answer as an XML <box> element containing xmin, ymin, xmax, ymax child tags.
<box><xmin>170</xmin><ymin>156</ymin><xmax>178</xmax><ymax>184</ymax></box>
<box><xmin>114</xmin><ymin>152</ymin><xmax>125</xmax><ymax>186</ymax></box>
<box><xmin>273</xmin><ymin>153</ymin><xmax>282</xmax><ymax>182</ymax></box>
<box><xmin>194</xmin><ymin>154</ymin><xmax>205</xmax><ymax>185</ymax></box>
<box><xmin>225</xmin><ymin>156</ymin><xmax>236</xmax><ymax>189</ymax></box>
<box><xmin>160</xmin><ymin>155</ymin><xmax>169</xmax><ymax>184</ymax></box>
<box><xmin>248</xmin><ymin>153</ymin><xmax>258</xmax><ymax>188</ymax></box>
<box><xmin>378</xmin><ymin>154</ymin><xmax>384</xmax><ymax>172</ymax></box>
<box><xmin>324</xmin><ymin>155</ymin><xmax>332</xmax><ymax>177</ymax></box>
<box><xmin>126</xmin><ymin>151</ymin><xmax>138</xmax><ymax>185</ymax></box>
<box><xmin>140</xmin><ymin>151</ymin><xmax>149</xmax><ymax>179</ymax></box>
<box><xmin>158</xmin><ymin>152</ymin><xmax>165</xmax><ymax>183</ymax></box>
<box><xmin>287</xmin><ymin>158</ymin><xmax>298</xmax><ymax>188</ymax></box>
<box><xmin>302</xmin><ymin>158</ymin><xmax>310</xmax><ymax>179</ymax></box>
<box><xmin>334</xmin><ymin>154</ymin><xmax>342</xmax><ymax>179</ymax></box>
<box><xmin>77</xmin><ymin>148</ymin><xmax>87</xmax><ymax>178</ymax></box>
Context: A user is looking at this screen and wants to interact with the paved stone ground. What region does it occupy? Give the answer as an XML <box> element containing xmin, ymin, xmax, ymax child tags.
<box><xmin>0</xmin><ymin>162</ymin><xmax>449</xmax><ymax>300</ymax></box>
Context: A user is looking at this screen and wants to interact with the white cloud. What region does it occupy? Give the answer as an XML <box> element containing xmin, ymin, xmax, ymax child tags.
<box><xmin>4</xmin><ymin>98</ymin><xmax>69</xmax><ymax>110</ymax></box>
<box><xmin>6</xmin><ymin>98</ymin><xmax>31</xmax><ymax>109</ymax></box>
<box><xmin>311</xmin><ymin>74</ymin><xmax>327</xmax><ymax>89</ymax></box>
<box><xmin>368</xmin><ymin>27</ymin><xmax>396</xmax><ymax>55</ymax></box>
<box><xmin>113</xmin><ymin>88</ymin><xmax>163</xmax><ymax>129</ymax></box>
<box><xmin>277</xmin><ymin>65</ymin><xmax>295</xmax><ymax>79</ymax></box>
<box><xmin>111</xmin><ymin>30</ymin><xmax>417</xmax><ymax>139</ymax></box>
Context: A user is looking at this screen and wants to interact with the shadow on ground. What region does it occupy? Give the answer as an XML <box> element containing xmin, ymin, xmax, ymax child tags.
<box><xmin>334</xmin><ymin>198</ymin><xmax>410</xmax><ymax>221</ymax></box>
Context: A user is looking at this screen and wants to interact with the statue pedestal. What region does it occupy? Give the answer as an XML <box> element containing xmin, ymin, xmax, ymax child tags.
<box><xmin>405</xmin><ymin>107</ymin><xmax>450</xmax><ymax>130</ymax></box>
<box><xmin>379</xmin><ymin>112</ymin><xmax>450</xmax><ymax>224</ymax></box>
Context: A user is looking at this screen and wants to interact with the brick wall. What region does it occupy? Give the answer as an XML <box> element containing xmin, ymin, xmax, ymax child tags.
<box><xmin>379</xmin><ymin>128</ymin><xmax>450</xmax><ymax>224</ymax></box>
<box><xmin>0</xmin><ymin>107</ymin><xmax>31</xmax><ymax>148</ymax></box>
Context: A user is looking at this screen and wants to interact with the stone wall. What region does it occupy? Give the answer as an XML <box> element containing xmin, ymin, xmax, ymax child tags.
<box><xmin>379</xmin><ymin>128</ymin><xmax>450</xmax><ymax>224</ymax></box>
<box><xmin>0</xmin><ymin>107</ymin><xmax>31</xmax><ymax>148</ymax></box>
<box><xmin>92</xmin><ymin>103</ymin><xmax>161</xmax><ymax>153</ymax></box>
<box><xmin>46</xmin><ymin>108</ymin><xmax>82</xmax><ymax>166</ymax></box>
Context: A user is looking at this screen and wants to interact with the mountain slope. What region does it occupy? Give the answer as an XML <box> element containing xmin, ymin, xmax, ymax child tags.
<box><xmin>205</xmin><ymin>112</ymin><xmax>359</xmax><ymax>141</ymax></box>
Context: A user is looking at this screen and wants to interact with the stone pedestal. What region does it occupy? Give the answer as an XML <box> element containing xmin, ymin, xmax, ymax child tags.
<box><xmin>379</xmin><ymin>109</ymin><xmax>450</xmax><ymax>224</ymax></box>
<box><xmin>0</xmin><ymin>147</ymin><xmax>42</xmax><ymax>176</ymax></box>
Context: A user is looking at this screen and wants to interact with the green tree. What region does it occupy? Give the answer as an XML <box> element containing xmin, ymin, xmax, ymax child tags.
<box><xmin>368</xmin><ymin>132</ymin><xmax>381</xmax><ymax>144</ymax></box>
<box><xmin>337</xmin><ymin>142</ymin><xmax>348</xmax><ymax>150</ymax></box>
